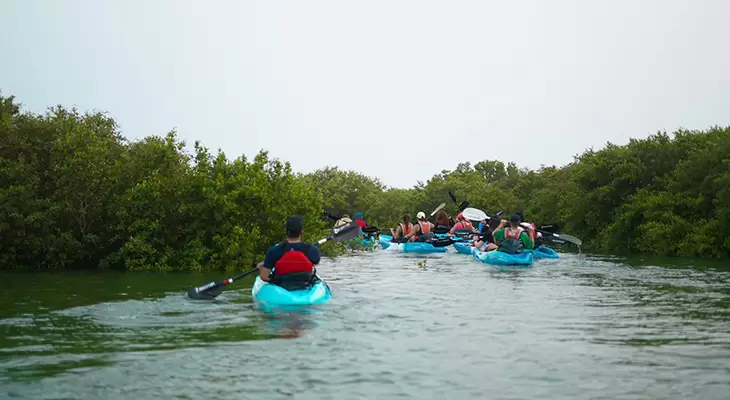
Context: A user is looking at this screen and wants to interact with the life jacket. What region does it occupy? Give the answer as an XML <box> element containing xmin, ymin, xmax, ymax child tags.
<box><xmin>355</xmin><ymin>218</ymin><xmax>367</xmax><ymax>228</ymax></box>
<box><xmin>270</xmin><ymin>241</ymin><xmax>316</xmax><ymax>291</ymax></box>
<box><xmin>454</xmin><ymin>221</ymin><xmax>472</xmax><ymax>231</ymax></box>
<box><xmin>399</xmin><ymin>223</ymin><xmax>413</xmax><ymax>236</ymax></box>
<box><xmin>504</xmin><ymin>227</ymin><xmax>524</xmax><ymax>239</ymax></box>
<box><xmin>418</xmin><ymin>221</ymin><xmax>431</xmax><ymax>234</ymax></box>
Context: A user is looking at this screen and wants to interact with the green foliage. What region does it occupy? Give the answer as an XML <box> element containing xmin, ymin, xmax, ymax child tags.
<box><xmin>1</xmin><ymin>91</ymin><xmax>728</xmax><ymax>271</ymax></box>
<box><xmin>0</xmin><ymin>94</ymin><xmax>324</xmax><ymax>271</ymax></box>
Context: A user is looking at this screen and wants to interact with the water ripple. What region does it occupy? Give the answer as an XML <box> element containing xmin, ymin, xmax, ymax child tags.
<box><xmin>1</xmin><ymin>251</ymin><xmax>730</xmax><ymax>399</ymax></box>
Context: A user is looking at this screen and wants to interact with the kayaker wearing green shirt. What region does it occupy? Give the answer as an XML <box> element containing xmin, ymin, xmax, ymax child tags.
<box><xmin>493</xmin><ymin>214</ymin><xmax>534</xmax><ymax>254</ymax></box>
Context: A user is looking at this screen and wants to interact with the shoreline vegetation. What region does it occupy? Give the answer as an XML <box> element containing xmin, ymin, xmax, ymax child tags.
<box><xmin>2</xmin><ymin>93</ymin><xmax>729</xmax><ymax>271</ymax></box>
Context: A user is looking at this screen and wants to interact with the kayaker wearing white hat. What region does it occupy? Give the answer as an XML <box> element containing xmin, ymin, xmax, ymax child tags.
<box><xmin>404</xmin><ymin>211</ymin><xmax>435</xmax><ymax>242</ymax></box>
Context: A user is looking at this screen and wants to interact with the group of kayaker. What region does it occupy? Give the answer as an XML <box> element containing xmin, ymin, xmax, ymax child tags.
<box><xmin>390</xmin><ymin>208</ymin><xmax>541</xmax><ymax>255</ymax></box>
<box><xmin>390</xmin><ymin>212</ymin><xmax>438</xmax><ymax>242</ymax></box>
<box><xmin>256</xmin><ymin>209</ymin><xmax>545</xmax><ymax>293</ymax></box>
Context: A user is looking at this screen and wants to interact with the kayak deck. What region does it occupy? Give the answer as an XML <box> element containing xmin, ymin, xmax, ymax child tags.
<box><xmin>378</xmin><ymin>235</ymin><xmax>447</xmax><ymax>253</ymax></box>
<box><xmin>252</xmin><ymin>276</ymin><xmax>332</xmax><ymax>305</ymax></box>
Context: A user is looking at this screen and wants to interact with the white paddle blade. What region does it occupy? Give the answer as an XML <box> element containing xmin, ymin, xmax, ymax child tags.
<box><xmin>462</xmin><ymin>207</ymin><xmax>488</xmax><ymax>221</ymax></box>
<box><xmin>430</xmin><ymin>202</ymin><xmax>446</xmax><ymax>217</ymax></box>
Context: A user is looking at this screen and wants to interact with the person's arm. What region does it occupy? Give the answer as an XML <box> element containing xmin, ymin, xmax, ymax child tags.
<box><xmin>392</xmin><ymin>225</ymin><xmax>401</xmax><ymax>239</ymax></box>
<box><xmin>493</xmin><ymin>229</ymin><xmax>505</xmax><ymax>243</ymax></box>
<box><xmin>521</xmin><ymin>232</ymin><xmax>535</xmax><ymax>250</ymax></box>
<box><xmin>260</xmin><ymin>246</ymin><xmax>278</xmax><ymax>281</ymax></box>
<box><xmin>307</xmin><ymin>245</ymin><xmax>321</xmax><ymax>265</ymax></box>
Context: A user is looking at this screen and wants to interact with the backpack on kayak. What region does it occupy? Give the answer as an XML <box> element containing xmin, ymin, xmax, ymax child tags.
<box><xmin>498</xmin><ymin>228</ymin><xmax>524</xmax><ymax>254</ymax></box>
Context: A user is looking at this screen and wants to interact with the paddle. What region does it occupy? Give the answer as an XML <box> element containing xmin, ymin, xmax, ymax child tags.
<box><xmin>187</xmin><ymin>221</ymin><xmax>363</xmax><ymax>300</ymax></box>
<box><xmin>538</xmin><ymin>224</ymin><xmax>561</xmax><ymax>234</ymax></box>
<box><xmin>317</xmin><ymin>221</ymin><xmax>363</xmax><ymax>244</ymax></box>
<box><xmin>430</xmin><ymin>202</ymin><xmax>446</xmax><ymax>217</ymax></box>
<box><xmin>447</xmin><ymin>191</ymin><xmax>470</xmax><ymax>212</ymax></box>
<box><xmin>187</xmin><ymin>268</ymin><xmax>260</xmax><ymax>300</ymax></box>
<box><xmin>537</xmin><ymin>230</ymin><xmax>582</xmax><ymax>246</ymax></box>
<box><xmin>462</xmin><ymin>207</ymin><xmax>488</xmax><ymax>222</ymax></box>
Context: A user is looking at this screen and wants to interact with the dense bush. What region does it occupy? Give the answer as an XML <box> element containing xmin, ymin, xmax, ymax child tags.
<box><xmin>2</xmin><ymin>93</ymin><xmax>728</xmax><ymax>270</ymax></box>
<box><xmin>0</xmin><ymin>94</ymin><xmax>326</xmax><ymax>270</ymax></box>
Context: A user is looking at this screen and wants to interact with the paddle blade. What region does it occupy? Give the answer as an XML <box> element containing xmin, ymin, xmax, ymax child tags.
<box><xmin>430</xmin><ymin>202</ymin><xmax>446</xmax><ymax>217</ymax></box>
<box><xmin>554</xmin><ymin>233</ymin><xmax>582</xmax><ymax>246</ymax></box>
<box><xmin>318</xmin><ymin>221</ymin><xmax>363</xmax><ymax>244</ymax></box>
<box><xmin>457</xmin><ymin>201</ymin><xmax>470</xmax><ymax>212</ymax></box>
<box><xmin>187</xmin><ymin>281</ymin><xmax>225</xmax><ymax>299</ymax></box>
<box><xmin>538</xmin><ymin>224</ymin><xmax>561</xmax><ymax>233</ymax></box>
<box><xmin>462</xmin><ymin>207</ymin><xmax>488</xmax><ymax>221</ymax></box>
<box><xmin>448</xmin><ymin>191</ymin><xmax>457</xmax><ymax>203</ymax></box>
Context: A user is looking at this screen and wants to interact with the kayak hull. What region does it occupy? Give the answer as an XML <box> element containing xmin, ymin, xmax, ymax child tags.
<box><xmin>379</xmin><ymin>235</ymin><xmax>448</xmax><ymax>254</ymax></box>
<box><xmin>453</xmin><ymin>242</ymin><xmax>474</xmax><ymax>254</ymax></box>
<box><xmin>472</xmin><ymin>249</ymin><xmax>534</xmax><ymax>266</ymax></box>
<box><xmin>252</xmin><ymin>276</ymin><xmax>332</xmax><ymax>305</ymax></box>
<box><xmin>530</xmin><ymin>246</ymin><xmax>559</xmax><ymax>260</ymax></box>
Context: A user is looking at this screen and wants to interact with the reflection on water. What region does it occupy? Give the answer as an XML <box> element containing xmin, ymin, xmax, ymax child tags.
<box><xmin>1</xmin><ymin>251</ymin><xmax>730</xmax><ymax>399</ymax></box>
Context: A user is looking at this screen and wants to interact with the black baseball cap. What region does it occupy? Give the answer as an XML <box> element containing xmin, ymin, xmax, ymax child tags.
<box><xmin>286</xmin><ymin>216</ymin><xmax>304</xmax><ymax>235</ymax></box>
<box><xmin>509</xmin><ymin>214</ymin><xmax>521</xmax><ymax>223</ymax></box>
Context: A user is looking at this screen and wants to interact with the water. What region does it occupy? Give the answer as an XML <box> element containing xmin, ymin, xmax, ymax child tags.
<box><xmin>2</xmin><ymin>250</ymin><xmax>730</xmax><ymax>399</ymax></box>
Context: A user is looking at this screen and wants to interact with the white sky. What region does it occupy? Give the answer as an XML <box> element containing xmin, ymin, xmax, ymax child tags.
<box><xmin>2</xmin><ymin>0</ymin><xmax>729</xmax><ymax>188</ymax></box>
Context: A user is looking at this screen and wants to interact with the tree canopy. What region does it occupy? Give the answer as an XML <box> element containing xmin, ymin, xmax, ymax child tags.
<box><xmin>2</xmin><ymin>93</ymin><xmax>728</xmax><ymax>270</ymax></box>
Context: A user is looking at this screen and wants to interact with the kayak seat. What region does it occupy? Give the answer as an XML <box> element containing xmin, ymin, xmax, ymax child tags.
<box><xmin>269</xmin><ymin>272</ymin><xmax>320</xmax><ymax>291</ymax></box>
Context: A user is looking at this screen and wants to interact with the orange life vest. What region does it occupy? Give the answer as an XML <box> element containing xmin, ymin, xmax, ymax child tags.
<box><xmin>419</xmin><ymin>221</ymin><xmax>431</xmax><ymax>234</ymax></box>
<box><xmin>400</xmin><ymin>223</ymin><xmax>413</xmax><ymax>236</ymax></box>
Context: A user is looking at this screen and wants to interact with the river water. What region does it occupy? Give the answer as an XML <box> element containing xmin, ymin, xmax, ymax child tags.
<box><xmin>2</xmin><ymin>249</ymin><xmax>730</xmax><ymax>399</ymax></box>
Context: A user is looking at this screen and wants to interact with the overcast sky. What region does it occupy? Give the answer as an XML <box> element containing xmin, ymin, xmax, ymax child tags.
<box><xmin>2</xmin><ymin>0</ymin><xmax>729</xmax><ymax>188</ymax></box>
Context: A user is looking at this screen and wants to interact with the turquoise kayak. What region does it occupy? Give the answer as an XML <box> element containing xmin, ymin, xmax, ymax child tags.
<box><xmin>453</xmin><ymin>242</ymin><xmax>474</xmax><ymax>254</ymax></box>
<box><xmin>472</xmin><ymin>248</ymin><xmax>533</xmax><ymax>266</ymax></box>
<box><xmin>252</xmin><ymin>276</ymin><xmax>332</xmax><ymax>305</ymax></box>
<box><xmin>529</xmin><ymin>246</ymin><xmax>559</xmax><ymax>260</ymax></box>
<box><xmin>379</xmin><ymin>234</ymin><xmax>447</xmax><ymax>254</ymax></box>
<box><xmin>435</xmin><ymin>233</ymin><xmax>469</xmax><ymax>242</ymax></box>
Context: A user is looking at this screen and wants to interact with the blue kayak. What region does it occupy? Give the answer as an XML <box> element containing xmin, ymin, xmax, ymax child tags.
<box><xmin>529</xmin><ymin>246</ymin><xmax>559</xmax><ymax>260</ymax></box>
<box><xmin>453</xmin><ymin>242</ymin><xmax>474</xmax><ymax>254</ymax></box>
<box><xmin>435</xmin><ymin>233</ymin><xmax>469</xmax><ymax>242</ymax></box>
<box><xmin>379</xmin><ymin>234</ymin><xmax>448</xmax><ymax>254</ymax></box>
<box><xmin>252</xmin><ymin>276</ymin><xmax>332</xmax><ymax>305</ymax></box>
<box><xmin>472</xmin><ymin>248</ymin><xmax>534</xmax><ymax>266</ymax></box>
